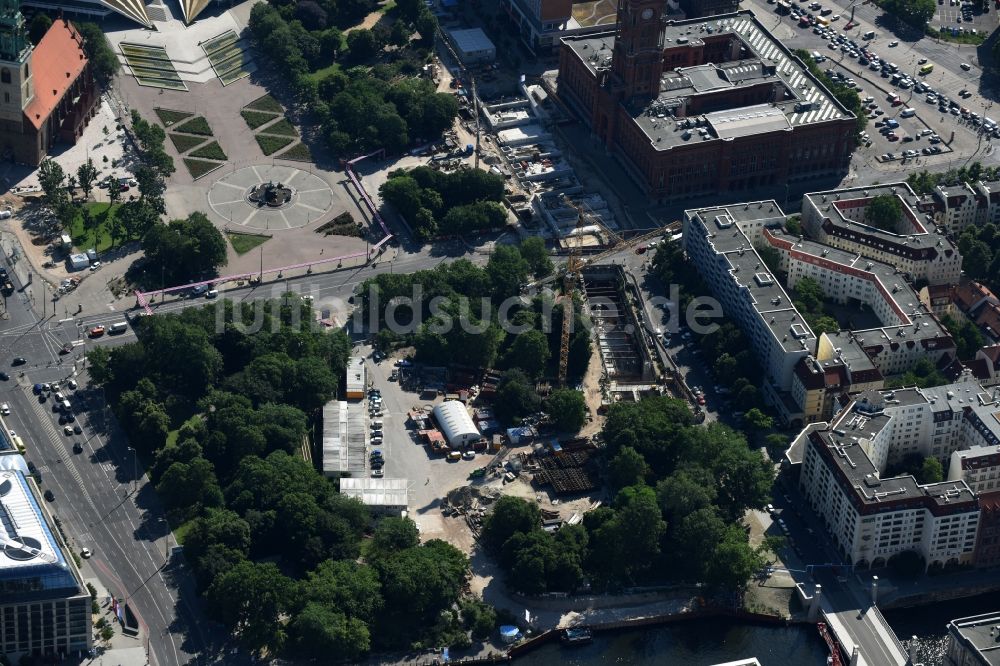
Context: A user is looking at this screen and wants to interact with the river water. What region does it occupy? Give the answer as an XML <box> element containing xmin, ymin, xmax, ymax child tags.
<box><xmin>516</xmin><ymin>592</ymin><xmax>1000</xmax><ymax>666</ymax></box>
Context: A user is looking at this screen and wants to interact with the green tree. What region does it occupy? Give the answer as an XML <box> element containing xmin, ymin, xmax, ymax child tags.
<box><xmin>545</xmin><ymin>388</ymin><xmax>587</xmax><ymax>433</ymax></box>
<box><xmin>792</xmin><ymin>276</ymin><xmax>825</xmax><ymax>314</ymax></box>
<box><xmin>76</xmin><ymin>23</ymin><xmax>120</xmax><ymax>88</ymax></box>
<box><xmin>865</xmin><ymin>194</ymin><xmax>902</xmax><ymax>232</ymax></box>
<box><xmin>76</xmin><ymin>158</ymin><xmax>99</xmax><ymax>202</ymax></box>
<box><xmin>919</xmin><ymin>456</ymin><xmax>944</xmax><ymax>484</ymax></box>
<box><xmin>704</xmin><ymin>525</ymin><xmax>764</xmax><ymax>591</ymax></box>
<box><xmin>493</xmin><ymin>369</ymin><xmax>541</xmax><ymax>424</ymax></box>
<box><xmin>506</xmin><ymin>329</ymin><xmax>550</xmax><ymax>378</ymax></box>
<box><xmin>656</xmin><ymin>467</ymin><xmax>716</xmax><ymax>521</ymax></box>
<box><xmin>289</xmin><ymin>603</ymin><xmax>370</xmax><ymax>661</ymax></box>
<box><xmin>38</xmin><ymin>158</ymin><xmax>68</xmax><ymax>213</ymax></box>
<box><xmin>206</xmin><ymin>561</ymin><xmax>293</xmax><ymax>656</ymax></box>
<box><xmin>28</xmin><ymin>13</ymin><xmax>51</xmax><ymax>45</ymax></box>
<box><xmin>486</xmin><ymin>245</ymin><xmax>530</xmax><ymax>300</ymax></box>
<box><xmin>372</xmin><ymin>516</ymin><xmax>420</xmax><ymax>552</ymax></box>
<box><xmin>481</xmin><ymin>496</ymin><xmax>540</xmax><ymax>553</ymax></box>
<box><xmin>743</xmin><ymin>408</ymin><xmax>774</xmax><ymax>433</ymax></box>
<box><xmin>608</xmin><ymin>446</ymin><xmax>648</xmax><ymax>490</ymax></box>
<box><xmin>519</xmin><ymin>236</ymin><xmax>553</xmax><ymax>277</ymax></box>
<box><xmin>141</xmin><ymin>212</ymin><xmax>227</xmax><ymax>285</ymax></box>
<box><xmin>346</xmin><ymin>28</ymin><xmax>379</xmax><ymax>61</ymax></box>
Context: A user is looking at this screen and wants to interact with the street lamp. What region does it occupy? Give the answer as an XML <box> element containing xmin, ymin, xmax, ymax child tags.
<box><xmin>127</xmin><ymin>446</ymin><xmax>137</xmax><ymax>492</ymax></box>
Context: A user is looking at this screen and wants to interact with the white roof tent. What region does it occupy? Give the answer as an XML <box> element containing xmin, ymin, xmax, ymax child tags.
<box><xmin>433</xmin><ymin>401</ymin><xmax>480</xmax><ymax>448</ymax></box>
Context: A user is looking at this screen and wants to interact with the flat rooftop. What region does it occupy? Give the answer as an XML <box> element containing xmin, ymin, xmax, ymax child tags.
<box><xmin>339</xmin><ymin>477</ymin><xmax>409</xmax><ymax>508</ymax></box>
<box><xmin>686</xmin><ymin>203</ymin><xmax>816</xmax><ymax>354</ymax></box>
<box><xmin>0</xmin><ymin>470</ymin><xmax>80</xmax><ymax>597</ymax></box>
<box><xmin>805</xmin><ymin>183</ymin><xmax>960</xmax><ymax>262</ymax></box>
<box><xmin>766</xmin><ymin>228</ymin><xmax>949</xmax><ymax>345</ymax></box>
<box><xmin>809</xmin><ymin>386</ymin><xmax>981</xmax><ymax>510</ymax></box>
<box><xmin>948</xmin><ymin>613</ymin><xmax>1000</xmax><ymax>665</ymax></box>
<box><xmin>562</xmin><ymin>11</ymin><xmax>850</xmax><ymax>151</ymax></box>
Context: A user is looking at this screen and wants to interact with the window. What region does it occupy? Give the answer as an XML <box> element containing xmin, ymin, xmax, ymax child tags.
<box><xmin>1</xmin><ymin>69</ymin><xmax>9</xmax><ymax>84</ymax></box>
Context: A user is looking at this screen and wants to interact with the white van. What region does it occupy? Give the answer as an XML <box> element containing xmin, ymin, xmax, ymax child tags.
<box><xmin>900</xmin><ymin>107</ymin><xmax>916</xmax><ymax>118</ymax></box>
<box><xmin>109</xmin><ymin>322</ymin><xmax>128</xmax><ymax>334</ymax></box>
<box><xmin>205</xmin><ymin>289</ymin><xmax>219</xmax><ymax>299</ymax></box>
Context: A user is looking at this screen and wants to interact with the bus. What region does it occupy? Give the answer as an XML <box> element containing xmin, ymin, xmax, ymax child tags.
<box><xmin>919</xmin><ymin>63</ymin><xmax>934</xmax><ymax>75</ymax></box>
<box><xmin>776</xmin><ymin>0</ymin><xmax>791</xmax><ymax>13</ymax></box>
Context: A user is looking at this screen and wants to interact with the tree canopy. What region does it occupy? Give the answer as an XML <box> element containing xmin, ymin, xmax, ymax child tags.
<box><xmin>86</xmin><ymin>299</ymin><xmax>480</xmax><ymax>659</ymax></box>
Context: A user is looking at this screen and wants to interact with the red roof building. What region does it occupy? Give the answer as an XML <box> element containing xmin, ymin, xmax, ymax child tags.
<box><xmin>0</xmin><ymin>13</ymin><xmax>98</xmax><ymax>165</ymax></box>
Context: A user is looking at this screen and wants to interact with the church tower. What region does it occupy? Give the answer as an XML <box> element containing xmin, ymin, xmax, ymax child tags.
<box><xmin>610</xmin><ymin>0</ymin><xmax>665</xmax><ymax>99</ymax></box>
<box><xmin>0</xmin><ymin>0</ymin><xmax>32</xmax><ymax>126</ymax></box>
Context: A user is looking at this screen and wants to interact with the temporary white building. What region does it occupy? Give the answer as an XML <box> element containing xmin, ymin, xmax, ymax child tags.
<box><xmin>433</xmin><ymin>401</ymin><xmax>480</xmax><ymax>448</ymax></box>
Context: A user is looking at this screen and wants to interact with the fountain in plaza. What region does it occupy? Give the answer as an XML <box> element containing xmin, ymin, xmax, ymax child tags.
<box><xmin>248</xmin><ymin>180</ymin><xmax>293</xmax><ymax>208</ymax></box>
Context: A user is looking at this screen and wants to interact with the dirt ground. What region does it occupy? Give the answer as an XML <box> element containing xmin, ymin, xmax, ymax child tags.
<box><xmin>579</xmin><ymin>337</ymin><xmax>606</xmax><ymax>438</ymax></box>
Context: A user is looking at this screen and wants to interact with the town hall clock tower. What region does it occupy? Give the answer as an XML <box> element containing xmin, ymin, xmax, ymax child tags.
<box><xmin>610</xmin><ymin>0</ymin><xmax>665</xmax><ymax>99</ymax></box>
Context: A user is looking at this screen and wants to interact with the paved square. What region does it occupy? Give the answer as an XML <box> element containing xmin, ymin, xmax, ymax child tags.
<box><xmin>208</xmin><ymin>165</ymin><xmax>334</xmax><ymax>230</ymax></box>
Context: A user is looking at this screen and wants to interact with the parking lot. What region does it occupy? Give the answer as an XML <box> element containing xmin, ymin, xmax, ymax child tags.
<box><xmin>777</xmin><ymin>4</ymin><xmax>997</xmax><ymax>169</ymax></box>
<box><xmin>933</xmin><ymin>0</ymin><xmax>997</xmax><ymax>39</ymax></box>
<box><xmin>359</xmin><ymin>346</ymin><xmax>494</xmax><ymax>547</ymax></box>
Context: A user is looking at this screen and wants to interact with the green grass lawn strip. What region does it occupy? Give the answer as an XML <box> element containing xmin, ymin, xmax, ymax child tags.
<box><xmin>227</xmin><ymin>232</ymin><xmax>270</xmax><ymax>254</ymax></box>
<box><xmin>189</xmin><ymin>141</ymin><xmax>227</xmax><ymax>160</ymax></box>
<box><xmin>245</xmin><ymin>94</ymin><xmax>284</xmax><ymax>113</ymax></box>
<box><xmin>156</xmin><ymin>108</ymin><xmax>193</xmax><ymax>127</ymax></box>
<box><xmin>168</xmin><ymin>133</ymin><xmax>208</xmax><ymax>153</ymax></box>
<box><xmin>276</xmin><ymin>141</ymin><xmax>312</xmax><ymax>162</ymax></box>
<box><xmin>173</xmin><ymin>116</ymin><xmax>213</xmax><ymax>136</ymax></box>
<box><xmin>241</xmin><ymin>109</ymin><xmax>278</xmax><ymax>129</ymax></box>
<box><xmin>255</xmin><ymin>134</ymin><xmax>294</xmax><ymax>156</ymax></box>
<box><xmin>184</xmin><ymin>158</ymin><xmax>223</xmax><ymax>179</ymax></box>
<box><xmin>260</xmin><ymin>117</ymin><xmax>297</xmax><ymax>137</ymax></box>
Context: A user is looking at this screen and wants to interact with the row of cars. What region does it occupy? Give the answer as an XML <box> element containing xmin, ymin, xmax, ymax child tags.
<box><xmin>369</xmin><ymin>388</ymin><xmax>384</xmax><ymax>477</ymax></box>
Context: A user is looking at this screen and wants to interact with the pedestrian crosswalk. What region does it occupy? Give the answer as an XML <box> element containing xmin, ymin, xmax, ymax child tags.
<box><xmin>728</xmin><ymin>17</ymin><xmax>845</xmax><ymax>125</ymax></box>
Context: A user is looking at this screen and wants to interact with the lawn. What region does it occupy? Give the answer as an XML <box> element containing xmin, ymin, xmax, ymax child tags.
<box><xmin>306</xmin><ymin>62</ymin><xmax>342</xmax><ymax>83</ymax></box>
<box><xmin>245</xmin><ymin>94</ymin><xmax>284</xmax><ymax>114</ymax></box>
<box><xmin>261</xmin><ymin>117</ymin><xmax>297</xmax><ymax>137</ymax></box>
<box><xmin>67</xmin><ymin>202</ymin><xmax>134</xmax><ymax>254</ymax></box>
<box><xmin>227</xmin><ymin>232</ymin><xmax>270</xmax><ymax>254</ymax></box>
<box><xmin>184</xmin><ymin>158</ymin><xmax>223</xmax><ymax>179</ymax></box>
<box><xmin>277</xmin><ymin>141</ymin><xmax>312</xmax><ymax>162</ymax></box>
<box><xmin>168</xmin><ymin>132</ymin><xmax>208</xmax><ymax>154</ymax></box>
<box><xmin>173</xmin><ymin>116</ymin><xmax>213</xmax><ymax>136</ymax></box>
<box><xmin>241</xmin><ymin>109</ymin><xmax>278</xmax><ymax>129</ymax></box>
<box><xmin>255</xmin><ymin>134</ymin><xmax>294</xmax><ymax>156</ymax></box>
<box><xmin>189</xmin><ymin>141</ymin><xmax>227</xmax><ymax>160</ymax></box>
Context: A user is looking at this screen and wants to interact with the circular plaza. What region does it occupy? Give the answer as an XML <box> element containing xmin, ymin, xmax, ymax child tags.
<box><xmin>207</xmin><ymin>164</ymin><xmax>334</xmax><ymax>231</ymax></box>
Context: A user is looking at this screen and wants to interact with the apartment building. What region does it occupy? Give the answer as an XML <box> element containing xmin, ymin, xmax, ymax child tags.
<box><xmin>683</xmin><ymin>203</ymin><xmax>816</xmax><ymax>398</ymax></box>
<box><xmin>801</xmin><ymin>184</ymin><xmax>962</xmax><ymax>286</ymax></box>
<box><xmin>0</xmin><ymin>469</ymin><xmax>92</xmax><ymax>661</ymax></box>
<box><xmin>798</xmin><ymin>389</ymin><xmax>981</xmax><ymax>570</ymax></box>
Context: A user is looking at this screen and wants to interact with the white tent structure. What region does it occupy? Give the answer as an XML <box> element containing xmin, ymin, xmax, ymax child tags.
<box><xmin>433</xmin><ymin>401</ymin><xmax>480</xmax><ymax>448</ymax></box>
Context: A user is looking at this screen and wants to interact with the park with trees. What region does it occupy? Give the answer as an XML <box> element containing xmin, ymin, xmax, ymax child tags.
<box><xmin>379</xmin><ymin>166</ymin><xmax>507</xmax><ymax>241</ymax></box>
<box><xmin>482</xmin><ymin>395</ymin><xmax>774</xmax><ymax>595</ymax></box>
<box><xmin>86</xmin><ymin>300</ymin><xmax>483</xmax><ymax>659</ymax></box>
<box><xmin>246</xmin><ymin>0</ymin><xmax>455</xmax><ymax>158</ymax></box>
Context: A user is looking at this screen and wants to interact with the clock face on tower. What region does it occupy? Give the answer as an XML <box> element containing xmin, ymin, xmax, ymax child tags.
<box><xmin>641</xmin><ymin>7</ymin><xmax>654</xmax><ymax>19</ymax></box>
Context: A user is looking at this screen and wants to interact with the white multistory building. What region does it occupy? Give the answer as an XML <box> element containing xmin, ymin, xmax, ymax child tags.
<box><xmin>794</xmin><ymin>379</ymin><xmax>1000</xmax><ymax>569</ymax></box>
<box><xmin>801</xmin><ymin>184</ymin><xmax>962</xmax><ymax>286</ymax></box>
